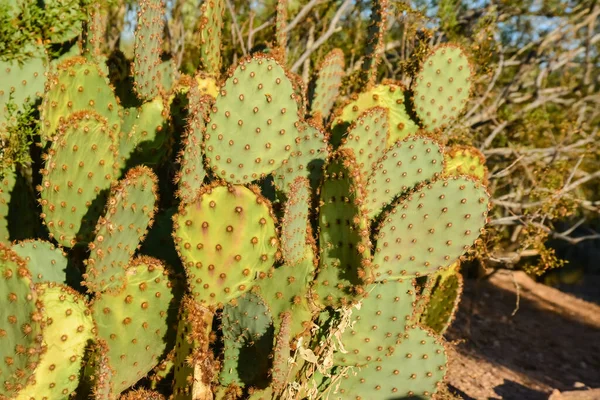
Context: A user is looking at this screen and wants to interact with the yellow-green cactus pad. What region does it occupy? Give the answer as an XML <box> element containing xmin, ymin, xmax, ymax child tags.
<box><xmin>85</xmin><ymin>166</ymin><xmax>158</xmax><ymax>292</ymax></box>
<box><xmin>0</xmin><ymin>244</ymin><xmax>44</xmax><ymax>397</ymax></box>
<box><xmin>91</xmin><ymin>257</ymin><xmax>175</xmax><ymax>396</ymax></box>
<box><xmin>39</xmin><ymin>111</ymin><xmax>118</xmax><ymax>247</ymax></box>
<box><xmin>173</xmin><ymin>184</ymin><xmax>278</xmax><ymax>306</ymax></box>
<box><xmin>336</xmin><ymin>326</ymin><xmax>447</xmax><ymax>399</ymax></box>
<box><xmin>311</xmin><ymin>48</ymin><xmax>345</xmax><ymax>121</ymax></box>
<box><xmin>365</xmin><ymin>135</ymin><xmax>444</xmax><ymax>219</ymax></box>
<box><xmin>332</xmin><ymin>83</ymin><xmax>418</xmax><ymax>146</ymax></box>
<box><xmin>41</xmin><ymin>56</ymin><xmax>121</xmax><ymax>142</ymax></box>
<box><xmin>413</xmin><ymin>44</ymin><xmax>473</xmax><ymax>131</ymax></box>
<box><xmin>373</xmin><ymin>177</ymin><xmax>489</xmax><ymax>280</ymax></box>
<box><xmin>205</xmin><ymin>55</ymin><xmax>300</xmax><ymax>184</ymax></box>
<box><xmin>16</xmin><ymin>283</ymin><xmax>93</xmax><ymax>400</ymax></box>
<box><xmin>443</xmin><ymin>145</ymin><xmax>489</xmax><ymax>185</ymax></box>
<box><xmin>420</xmin><ymin>263</ymin><xmax>463</xmax><ymax>335</ymax></box>
<box><xmin>11</xmin><ymin>240</ymin><xmax>68</xmax><ymax>284</ymax></box>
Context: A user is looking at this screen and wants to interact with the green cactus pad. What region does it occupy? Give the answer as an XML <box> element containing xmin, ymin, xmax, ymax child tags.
<box><xmin>340</xmin><ymin>107</ymin><xmax>389</xmax><ymax>180</ymax></box>
<box><xmin>365</xmin><ymin>135</ymin><xmax>444</xmax><ymax>219</ymax></box>
<box><xmin>334</xmin><ymin>279</ymin><xmax>416</xmax><ymax>367</ymax></box>
<box><xmin>420</xmin><ymin>263</ymin><xmax>463</xmax><ymax>334</ymax></box>
<box><xmin>273</xmin><ymin>120</ymin><xmax>328</xmax><ymax>193</ymax></box>
<box><xmin>0</xmin><ymin>244</ymin><xmax>44</xmax><ymax>397</ymax></box>
<box><xmin>255</xmin><ymin>256</ymin><xmax>314</xmax><ymax>338</ymax></box>
<box><xmin>315</xmin><ymin>149</ymin><xmax>372</xmax><ymax>307</ymax></box>
<box><xmin>281</xmin><ymin>177</ymin><xmax>314</xmax><ymax>266</ymax></box>
<box><xmin>84</xmin><ymin>166</ymin><xmax>158</xmax><ymax>292</ymax></box>
<box><xmin>133</xmin><ymin>0</ymin><xmax>171</xmax><ymax>99</ymax></box>
<box><xmin>176</xmin><ymin>86</ymin><xmax>211</xmax><ymax>203</ymax></box>
<box><xmin>359</xmin><ymin>0</ymin><xmax>387</xmax><ymax>87</ymax></box>
<box><xmin>443</xmin><ymin>145</ymin><xmax>489</xmax><ymax>185</ymax></box>
<box><xmin>16</xmin><ymin>283</ymin><xmax>94</xmax><ymax>400</ymax></box>
<box><xmin>311</xmin><ymin>48</ymin><xmax>344</xmax><ymax>121</ymax></box>
<box><xmin>41</xmin><ymin>56</ymin><xmax>121</xmax><ymax>142</ymax></box>
<box><xmin>83</xmin><ymin>3</ymin><xmax>107</xmax><ymax>60</ymax></box>
<box><xmin>205</xmin><ymin>55</ymin><xmax>300</xmax><ymax>184</ymax></box>
<box><xmin>336</xmin><ymin>326</ymin><xmax>447</xmax><ymax>399</ymax></box>
<box><xmin>413</xmin><ymin>44</ymin><xmax>473</xmax><ymax>131</ymax></box>
<box><xmin>198</xmin><ymin>0</ymin><xmax>224</xmax><ymax>75</ymax></box>
<box><xmin>39</xmin><ymin>111</ymin><xmax>118</xmax><ymax>247</ymax></box>
<box><xmin>0</xmin><ymin>168</ymin><xmax>16</xmax><ymax>243</ymax></box>
<box><xmin>333</xmin><ymin>84</ymin><xmax>418</xmax><ymax>146</ymax></box>
<box><xmin>220</xmin><ymin>292</ymin><xmax>273</xmax><ymax>387</ymax></box>
<box><xmin>174</xmin><ymin>183</ymin><xmax>278</xmax><ymax>306</ymax></box>
<box><xmin>120</xmin><ymin>97</ymin><xmax>169</xmax><ymax>167</ymax></box>
<box><xmin>0</xmin><ymin>52</ymin><xmax>46</xmax><ymax>130</ymax></box>
<box><xmin>91</xmin><ymin>256</ymin><xmax>175</xmax><ymax>396</ymax></box>
<box><xmin>373</xmin><ymin>177</ymin><xmax>489</xmax><ymax>280</ymax></box>
<box><xmin>271</xmin><ymin>312</ymin><xmax>291</xmax><ymax>394</ymax></box>
<box><xmin>172</xmin><ymin>296</ymin><xmax>214</xmax><ymax>400</ymax></box>
<box><xmin>11</xmin><ymin>240</ymin><xmax>69</xmax><ymax>284</ymax></box>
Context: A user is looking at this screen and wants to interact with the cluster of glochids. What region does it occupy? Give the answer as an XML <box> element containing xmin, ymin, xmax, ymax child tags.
<box><xmin>0</xmin><ymin>0</ymin><xmax>490</xmax><ymax>399</ymax></box>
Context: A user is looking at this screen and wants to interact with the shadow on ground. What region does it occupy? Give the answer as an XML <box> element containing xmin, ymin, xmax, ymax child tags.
<box><xmin>446</xmin><ymin>271</ymin><xmax>600</xmax><ymax>399</ymax></box>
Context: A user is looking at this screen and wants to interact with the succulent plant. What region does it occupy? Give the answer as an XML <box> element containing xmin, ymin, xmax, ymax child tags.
<box><xmin>0</xmin><ymin>1</ymin><xmax>490</xmax><ymax>399</ymax></box>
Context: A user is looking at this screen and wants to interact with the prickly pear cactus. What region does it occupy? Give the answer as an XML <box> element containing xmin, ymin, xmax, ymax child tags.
<box><xmin>0</xmin><ymin>244</ymin><xmax>44</xmax><ymax>397</ymax></box>
<box><xmin>0</xmin><ymin>1</ymin><xmax>493</xmax><ymax>398</ymax></box>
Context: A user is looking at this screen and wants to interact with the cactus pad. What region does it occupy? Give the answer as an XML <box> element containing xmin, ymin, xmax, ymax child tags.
<box><xmin>0</xmin><ymin>53</ymin><xmax>46</xmax><ymax>130</ymax></box>
<box><xmin>172</xmin><ymin>296</ymin><xmax>214</xmax><ymax>400</ymax></box>
<box><xmin>273</xmin><ymin>121</ymin><xmax>328</xmax><ymax>193</ymax></box>
<box><xmin>311</xmin><ymin>49</ymin><xmax>344</xmax><ymax>121</ymax></box>
<box><xmin>281</xmin><ymin>177</ymin><xmax>314</xmax><ymax>266</ymax></box>
<box><xmin>334</xmin><ymin>279</ymin><xmax>415</xmax><ymax>367</ymax></box>
<box><xmin>0</xmin><ymin>168</ymin><xmax>16</xmax><ymax>243</ymax></box>
<box><xmin>198</xmin><ymin>0</ymin><xmax>224</xmax><ymax>75</ymax></box>
<box><xmin>120</xmin><ymin>389</ymin><xmax>166</xmax><ymax>400</ymax></box>
<box><xmin>173</xmin><ymin>184</ymin><xmax>278</xmax><ymax>306</ymax></box>
<box><xmin>373</xmin><ymin>177</ymin><xmax>489</xmax><ymax>280</ymax></box>
<box><xmin>133</xmin><ymin>0</ymin><xmax>170</xmax><ymax>99</ymax></box>
<box><xmin>420</xmin><ymin>263</ymin><xmax>463</xmax><ymax>335</ymax></box>
<box><xmin>315</xmin><ymin>150</ymin><xmax>372</xmax><ymax>307</ymax></box>
<box><xmin>365</xmin><ymin>135</ymin><xmax>444</xmax><ymax>218</ymax></box>
<box><xmin>91</xmin><ymin>257</ymin><xmax>175</xmax><ymax>396</ymax></box>
<box><xmin>16</xmin><ymin>283</ymin><xmax>93</xmax><ymax>400</ymax></box>
<box><xmin>443</xmin><ymin>145</ymin><xmax>489</xmax><ymax>185</ymax></box>
<box><xmin>205</xmin><ymin>55</ymin><xmax>300</xmax><ymax>184</ymax></box>
<box><xmin>336</xmin><ymin>326</ymin><xmax>447</xmax><ymax>399</ymax></box>
<box><xmin>39</xmin><ymin>111</ymin><xmax>118</xmax><ymax>247</ymax></box>
<box><xmin>333</xmin><ymin>84</ymin><xmax>418</xmax><ymax>146</ymax></box>
<box><xmin>85</xmin><ymin>166</ymin><xmax>158</xmax><ymax>292</ymax></box>
<box><xmin>413</xmin><ymin>44</ymin><xmax>472</xmax><ymax>131</ymax></box>
<box><xmin>0</xmin><ymin>244</ymin><xmax>44</xmax><ymax>397</ymax></box>
<box><xmin>120</xmin><ymin>97</ymin><xmax>169</xmax><ymax>168</ymax></box>
<box><xmin>220</xmin><ymin>292</ymin><xmax>273</xmax><ymax>387</ymax></box>
<box><xmin>340</xmin><ymin>107</ymin><xmax>389</xmax><ymax>179</ymax></box>
<box><xmin>41</xmin><ymin>56</ymin><xmax>121</xmax><ymax>142</ymax></box>
<box><xmin>11</xmin><ymin>240</ymin><xmax>68</xmax><ymax>284</ymax></box>
<box><xmin>176</xmin><ymin>87</ymin><xmax>211</xmax><ymax>203</ymax></box>
<box><xmin>359</xmin><ymin>0</ymin><xmax>387</xmax><ymax>87</ymax></box>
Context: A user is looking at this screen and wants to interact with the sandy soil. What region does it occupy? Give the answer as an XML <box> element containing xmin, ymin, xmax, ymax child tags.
<box><xmin>444</xmin><ymin>270</ymin><xmax>600</xmax><ymax>400</ymax></box>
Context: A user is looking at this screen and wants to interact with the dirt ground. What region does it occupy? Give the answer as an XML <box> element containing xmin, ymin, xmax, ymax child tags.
<box><xmin>444</xmin><ymin>270</ymin><xmax>600</xmax><ymax>400</ymax></box>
